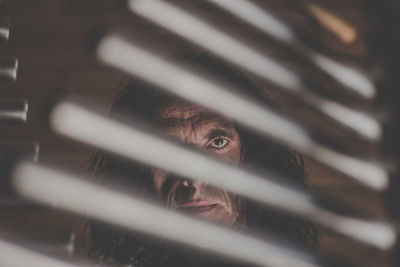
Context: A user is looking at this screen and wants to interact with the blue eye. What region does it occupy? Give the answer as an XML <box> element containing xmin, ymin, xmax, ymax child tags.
<box><xmin>211</xmin><ymin>138</ymin><xmax>228</xmax><ymax>148</ymax></box>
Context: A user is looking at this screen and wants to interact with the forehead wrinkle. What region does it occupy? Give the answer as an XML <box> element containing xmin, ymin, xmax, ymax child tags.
<box><xmin>158</xmin><ymin>116</ymin><xmax>236</xmax><ymax>137</ymax></box>
<box><xmin>157</xmin><ymin>106</ymin><xmax>235</xmax><ymax>131</ymax></box>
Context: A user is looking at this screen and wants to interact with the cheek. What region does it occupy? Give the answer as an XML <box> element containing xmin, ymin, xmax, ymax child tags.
<box><xmin>222</xmin><ymin>191</ymin><xmax>241</xmax><ymax>211</ymax></box>
<box><xmin>151</xmin><ymin>169</ymin><xmax>167</xmax><ymax>194</ymax></box>
<box><xmin>215</xmin><ymin>191</ymin><xmax>245</xmax><ymax>226</ymax></box>
<box><xmin>222</xmin><ymin>139</ymin><xmax>242</xmax><ymax>166</ymax></box>
<box><xmin>227</xmin><ymin>150</ymin><xmax>241</xmax><ymax>165</ymax></box>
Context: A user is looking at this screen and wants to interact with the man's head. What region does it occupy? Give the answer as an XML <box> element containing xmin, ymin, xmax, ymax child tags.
<box><xmin>88</xmin><ymin>53</ymin><xmax>318</xmax><ymax>266</ymax></box>
<box><xmin>152</xmin><ymin>103</ymin><xmax>246</xmax><ymax>229</ymax></box>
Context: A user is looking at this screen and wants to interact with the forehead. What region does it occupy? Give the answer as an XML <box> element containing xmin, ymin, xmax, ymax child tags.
<box><xmin>156</xmin><ymin>104</ymin><xmax>235</xmax><ymax>130</ymax></box>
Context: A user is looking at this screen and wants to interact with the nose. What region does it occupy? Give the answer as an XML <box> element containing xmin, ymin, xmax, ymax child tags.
<box><xmin>175</xmin><ymin>178</ymin><xmax>206</xmax><ymax>203</ymax></box>
<box><xmin>182</xmin><ymin>179</ymin><xmax>205</xmax><ymax>191</ymax></box>
<box><xmin>182</xmin><ymin>179</ymin><xmax>191</xmax><ymax>187</ymax></box>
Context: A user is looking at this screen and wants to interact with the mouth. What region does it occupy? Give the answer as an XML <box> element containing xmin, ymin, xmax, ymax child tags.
<box><xmin>178</xmin><ymin>201</ymin><xmax>217</xmax><ymax>213</ymax></box>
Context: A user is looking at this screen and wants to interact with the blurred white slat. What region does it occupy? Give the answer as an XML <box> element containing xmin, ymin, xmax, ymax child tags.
<box><xmin>49</xmin><ymin>101</ymin><xmax>395</xmax><ymax>249</ymax></box>
<box><xmin>128</xmin><ymin>0</ymin><xmax>381</xmax><ymax>141</ymax></box>
<box><xmin>12</xmin><ymin>162</ymin><xmax>320</xmax><ymax>267</ymax></box>
<box><xmin>96</xmin><ymin>36</ymin><xmax>388</xmax><ymax>192</ymax></box>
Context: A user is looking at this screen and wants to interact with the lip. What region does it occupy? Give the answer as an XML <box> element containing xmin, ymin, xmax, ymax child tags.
<box><xmin>178</xmin><ymin>201</ymin><xmax>217</xmax><ymax>213</ymax></box>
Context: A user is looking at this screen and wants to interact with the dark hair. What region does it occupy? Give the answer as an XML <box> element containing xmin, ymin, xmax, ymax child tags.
<box><xmin>88</xmin><ymin>53</ymin><xmax>318</xmax><ymax>266</ymax></box>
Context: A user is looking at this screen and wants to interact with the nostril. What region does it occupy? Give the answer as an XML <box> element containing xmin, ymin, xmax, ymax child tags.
<box><xmin>181</xmin><ymin>179</ymin><xmax>195</xmax><ymax>195</ymax></box>
<box><xmin>174</xmin><ymin>179</ymin><xmax>196</xmax><ymax>204</ymax></box>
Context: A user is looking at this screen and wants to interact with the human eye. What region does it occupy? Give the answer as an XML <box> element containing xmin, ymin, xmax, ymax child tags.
<box><xmin>210</xmin><ymin>137</ymin><xmax>229</xmax><ymax>149</ymax></box>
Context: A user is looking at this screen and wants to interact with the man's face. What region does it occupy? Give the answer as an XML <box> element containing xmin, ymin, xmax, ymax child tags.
<box><xmin>152</xmin><ymin>103</ymin><xmax>246</xmax><ymax>229</ymax></box>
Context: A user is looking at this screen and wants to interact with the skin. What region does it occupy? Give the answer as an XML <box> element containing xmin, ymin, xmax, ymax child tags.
<box><xmin>151</xmin><ymin>103</ymin><xmax>247</xmax><ymax>229</ymax></box>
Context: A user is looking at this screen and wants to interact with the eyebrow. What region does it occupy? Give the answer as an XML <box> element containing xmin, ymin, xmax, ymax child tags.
<box><xmin>157</xmin><ymin>113</ymin><xmax>235</xmax><ymax>129</ymax></box>
<box><xmin>207</xmin><ymin>128</ymin><xmax>235</xmax><ymax>140</ymax></box>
